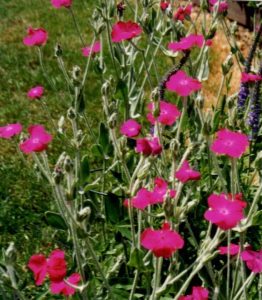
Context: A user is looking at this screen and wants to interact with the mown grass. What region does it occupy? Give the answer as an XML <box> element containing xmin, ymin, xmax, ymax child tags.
<box><xmin>0</xmin><ymin>0</ymin><xmax>102</xmax><ymax>263</ymax></box>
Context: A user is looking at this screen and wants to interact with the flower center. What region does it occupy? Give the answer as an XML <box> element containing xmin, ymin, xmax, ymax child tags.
<box><xmin>179</xmin><ymin>79</ymin><xmax>188</xmax><ymax>86</ymax></box>
<box><xmin>32</xmin><ymin>138</ymin><xmax>40</xmax><ymax>144</ymax></box>
<box><xmin>220</xmin><ymin>208</ymin><xmax>229</xmax><ymax>215</ymax></box>
<box><xmin>224</xmin><ymin>140</ymin><xmax>233</xmax><ymax>146</ymax></box>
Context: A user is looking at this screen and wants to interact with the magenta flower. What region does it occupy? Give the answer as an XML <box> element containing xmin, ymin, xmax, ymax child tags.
<box><xmin>82</xmin><ymin>41</ymin><xmax>101</xmax><ymax>57</ymax></box>
<box><xmin>218</xmin><ymin>243</ymin><xmax>240</xmax><ymax>256</ymax></box>
<box><xmin>173</xmin><ymin>4</ymin><xmax>192</xmax><ymax>21</ymax></box>
<box><xmin>135</xmin><ymin>137</ymin><xmax>162</xmax><ymax>156</ymax></box>
<box><xmin>131</xmin><ymin>188</ymin><xmax>154</xmax><ymax>210</ymax></box>
<box><xmin>47</xmin><ymin>250</ymin><xmax>67</xmax><ymax>282</ymax></box>
<box><xmin>27</xmin><ymin>86</ymin><xmax>44</xmax><ymax>100</ymax></box>
<box><xmin>151</xmin><ymin>177</ymin><xmax>176</xmax><ymax>204</ymax></box>
<box><xmin>126</xmin><ymin>178</ymin><xmax>176</xmax><ymax>210</ymax></box>
<box><xmin>175</xmin><ymin>160</ymin><xmax>201</xmax><ymax>183</ymax></box>
<box><xmin>160</xmin><ymin>1</ymin><xmax>171</xmax><ymax>11</ymax></box>
<box><xmin>23</xmin><ymin>27</ymin><xmax>48</xmax><ymax>47</ymax></box>
<box><xmin>168</xmin><ymin>34</ymin><xmax>208</xmax><ymax>52</ymax></box>
<box><xmin>111</xmin><ymin>21</ymin><xmax>142</xmax><ymax>43</ymax></box>
<box><xmin>241</xmin><ymin>72</ymin><xmax>262</xmax><ymax>83</ymax></box>
<box><xmin>204</xmin><ymin>194</ymin><xmax>245</xmax><ymax>230</ymax></box>
<box><xmin>241</xmin><ymin>249</ymin><xmax>262</xmax><ymax>273</ymax></box>
<box><xmin>28</xmin><ymin>249</ymin><xmax>80</xmax><ymax>296</ymax></box>
<box><xmin>51</xmin><ymin>0</ymin><xmax>72</xmax><ymax>8</ymax></box>
<box><xmin>50</xmin><ymin>273</ymin><xmax>81</xmax><ymax>296</ymax></box>
<box><xmin>179</xmin><ymin>286</ymin><xmax>209</xmax><ymax>300</ymax></box>
<box><xmin>141</xmin><ymin>222</ymin><xmax>184</xmax><ymax>258</ymax></box>
<box><xmin>28</xmin><ymin>254</ymin><xmax>47</xmax><ymax>286</ymax></box>
<box><xmin>120</xmin><ymin>119</ymin><xmax>142</xmax><ymax>137</ymax></box>
<box><xmin>147</xmin><ymin>101</ymin><xmax>181</xmax><ymax>126</ymax></box>
<box><xmin>20</xmin><ymin>125</ymin><xmax>53</xmax><ymax>154</ymax></box>
<box><xmin>0</xmin><ymin>123</ymin><xmax>22</xmax><ymax>139</ymax></box>
<box><xmin>166</xmin><ymin>70</ymin><xmax>202</xmax><ymax>97</ymax></box>
<box><xmin>210</xmin><ymin>128</ymin><xmax>249</xmax><ymax>158</ymax></box>
<box><xmin>209</xmin><ymin>0</ymin><xmax>228</xmax><ymax>13</ymax></box>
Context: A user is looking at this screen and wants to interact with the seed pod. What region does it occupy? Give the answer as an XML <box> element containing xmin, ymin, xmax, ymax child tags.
<box><xmin>54</xmin><ymin>44</ymin><xmax>63</xmax><ymax>57</ymax></box>
<box><xmin>77</xmin><ymin>207</ymin><xmax>91</xmax><ymax>222</ymax></box>
<box><xmin>67</xmin><ymin>107</ymin><xmax>76</xmax><ymax>120</ymax></box>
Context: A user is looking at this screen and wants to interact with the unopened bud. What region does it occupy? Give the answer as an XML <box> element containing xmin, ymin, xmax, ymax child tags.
<box><xmin>64</xmin><ymin>155</ymin><xmax>73</xmax><ymax>172</ymax></box>
<box><xmin>76</xmin><ymin>130</ymin><xmax>83</xmax><ymax>143</ymax></box>
<box><xmin>108</xmin><ymin>112</ymin><xmax>118</xmax><ymax>129</ymax></box>
<box><xmin>230</xmin><ymin>21</ymin><xmax>238</xmax><ymax>35</ymax></box>
<box><xmin>227</xmin><ymin>93</ymin><xmax>237</xmax><ymax>109</ymax></box>
<box><xmin>163</xmin><ymin>196</ymin><xmax>173</xmax><ymax>218</ymax></box>
<box><xmin>53</xmin><ymin>169</ymin><xmax>63</xmax><ymax>184</ymax></box>
<box><xmin>200</xmin><ymin>0</ymin><xmax>209</xmax><ymax>10</ymax></box>
<box><xmin>137</xmin><ymin>160</ymin><xmax>151</xmax><ymax>179</ymax></box>
<box><xmin>101</xmin><ymin>80</ymin><xmax>111</xmax><ymax>96</ymax></box>
<box><xmin>67</xmin><ymin>107</ymin><xmax>76</xmax><ymax>120</ymax></box>
<box><xmin>72</xmin><ymin>65</ymin><xmax>81</xmax><ymax>81</ymax></box>
<box><xmin>151</xmin><ymin>88</ymin><xmax>159</xmax><ymax>102</ymax></box>
<box><xmin>54</xmin><ymin>44</ymin><xmax>63</xmax><ymax>57</ymax></box>
<box><xmin>206</xmin><ymin>24</ymin><xmax>217</xmax><ymax>39</ymax></box>
<box><xmin>58</xmin><ymin>116</ymin><xmax>65</xmax><ymax>134</ymax></box>
<box><xmin>222</xmin><ymin>54</ymin><xmax>233</xmax><ymax>75</ymax></box>
<box><xmin>254</xmin><ymin>151</ymin><xmax>262</xmax><ymax>171</ymax></box>
<box><xmin>5</xmin><ymin>242</ymin><xmax>16</xmax><ymax>264</ymax></box>
<box><xmin>195</xmin><ymin>93</ymin><xmax>204</xmax><ymax>109</ymax></box>
<box><xmin>77</xmin><ymin>207</ymin><xmax>91</xmax><ymax>222</ymax></box>
<box><xmin>170</xmin><ymin>139</ymin><xmax>180</xmax><ymax>153</ymax></box>
<box><xmin>142</xmin><ymin>0</ymin><xmax>149</xmax><ymax>7</ymax></box>
<box><xmin>203</xmin><ymin>120</ymin><xmax>211</xmax><ymax>136</ymax></box>
<box><xmin>55</xmin><ymin>152</ymin><xmax>66</xmax><ymax>169</ymax></box>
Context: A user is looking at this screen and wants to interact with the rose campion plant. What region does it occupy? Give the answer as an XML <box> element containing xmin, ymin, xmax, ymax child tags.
<box><xmin>2</xmin><ymin>1</ymin><xmax>262</xmax><ymax>299</ymax></box>
<box><xmin>0</xmin><ymin>123</ymin><xmax>22</xmax><ymax>139</ymax></box>
<box><xmin>23</xmin><ymin>27</ymin><xmax>48</xmax><ymax>46</ymax></box>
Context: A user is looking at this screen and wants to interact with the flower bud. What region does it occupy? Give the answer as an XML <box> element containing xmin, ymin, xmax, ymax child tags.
<box><xmin>76</xmin><ymin>130</ymin><xmax>83</xmax><ymax>143</ymax></box>
<box><xmin>54</xmin><ymin>44</ymin><xmax>63</xmax><ymax>57</ymax></box>
<box><xmin>230</xmin><ymin>22</ymin><xmax>238</xmax><ymax>35</ymax></box>
<box><xmin>163</xmin><ymin>196</ymin><xmax>173</xmax><ymax>218</ymax></box>
<box><xmin>195</xmin><ymin>93</ymin><xmax>204</xmax><ymax>109</ymax></box>
<box><xmin>200</xmin><ymin>0</ymin><xmax>209</xmax><ymax>10</ymax></box>
<box><xmin>64</xmin><ymin>155</ymin><xmax>73</xmax><ymax>173</ymax></box>
<box><xmin>206</xmin><ymin>23</ymin><xmax>217</xmax><ymax>40</ymax></box>
<box><xmin>58</xmin><ymin>116</ymin><xmax>65</xmax><ymax>134</ymax></box>
<box><xmin>55</xmin><ymin>152</ymin><xmax>66</xmax><ymax>169</ymax></box>
<box><xmin>170</xmin><ymin>139</ymin><xmax>180</xmax><ymax>153</ymax></box>
<box><xmin>117</xmin><ymin>1</ymin><xmax>125</xmax><ymax>18</ymax></box>
<box><xmin>101</xmin><ymin>80</ymin><xmax>111</xmax><ymax>96</ymax></box>
<box><xmin>53</xmin><ymin>169</ymin><xmax>63</xmax><ymax>184</ymax></box>
<box><xmin>227</xmin><ymin>93</ymin><xmax>237</xmax><ymax>109</ymax></box>
<box><xmin>72</xmin><ymin>65</ymin><xmax>81</xmax><ymax>81</ymax></box>
<box><xmin>254</xmin><ymin>151</ymin><xmax>262</xmax><ymax>171</ymax></box>
<box><xmin>77</xmin><ymin>207</ymin><xmax>91</xmax><ymax>222</ymax></box>
<box><xmin>142</xmin><ymin>0</ymin><xmax>149</xmax><ymax>7</ymax></box>
<box><xmin>67</xmin><ymin>107</ymin><xmax>76</xmax><ymax>120</ymax></box>
<box><xmin>137</xmin><ymin>160</ymin><xmax>151</xmax><ymax>179</ymax></box>
<box><xmin>202</xmin><ymin>120</ymin><xmax>211</xmax><ymax>136</ymax></box>
<box><xmin>222</xmin><ymin>54</ymin><xmax>233</xmax><ymax>76</ymax></box>
<box><xmin>5</xmin><ymin>242</ymin><xmax>16</xmax><ymax>264</ymax></box>
<box><xmin>108</xmin><ymin>112</ymin><xmax>118</xmax><ymax>129</ymax></box>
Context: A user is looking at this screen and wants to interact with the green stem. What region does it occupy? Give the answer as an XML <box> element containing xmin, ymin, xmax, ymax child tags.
<box><xmin>233</xmin><ymin>272</ymin><xmax>256</xmax><ymax>300</ymax></box>
<box><xmin>150</xmin><ymin>257</ymin><xmax>162</xmax><ymax>300</ymax></box>
<box><xmin>69</xmin><ymin>7</ymin><xmax>85</xmax><ymax>46</ymax></box>
<box><xmin>176</xmin><ymin>97</ymin><xmax>187</xmax><ymax>141</ymax></box>
<box><xmin>37</xmin><ymin>47</ymin><xmax>56</xmax><ymax>90</ymax></box>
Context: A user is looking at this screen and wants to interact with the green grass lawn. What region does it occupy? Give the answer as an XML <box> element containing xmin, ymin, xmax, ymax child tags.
<box><xmin>0</xmin><ymin>0</ymin><xmax>102</xmax><ymax>263</ymax></box>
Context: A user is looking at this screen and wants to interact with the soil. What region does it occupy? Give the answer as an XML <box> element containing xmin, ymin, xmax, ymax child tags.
<box><xmin>190</xmin><ymin>6</ymin><xmax>255</xmax><ymax>107</ymax></box>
